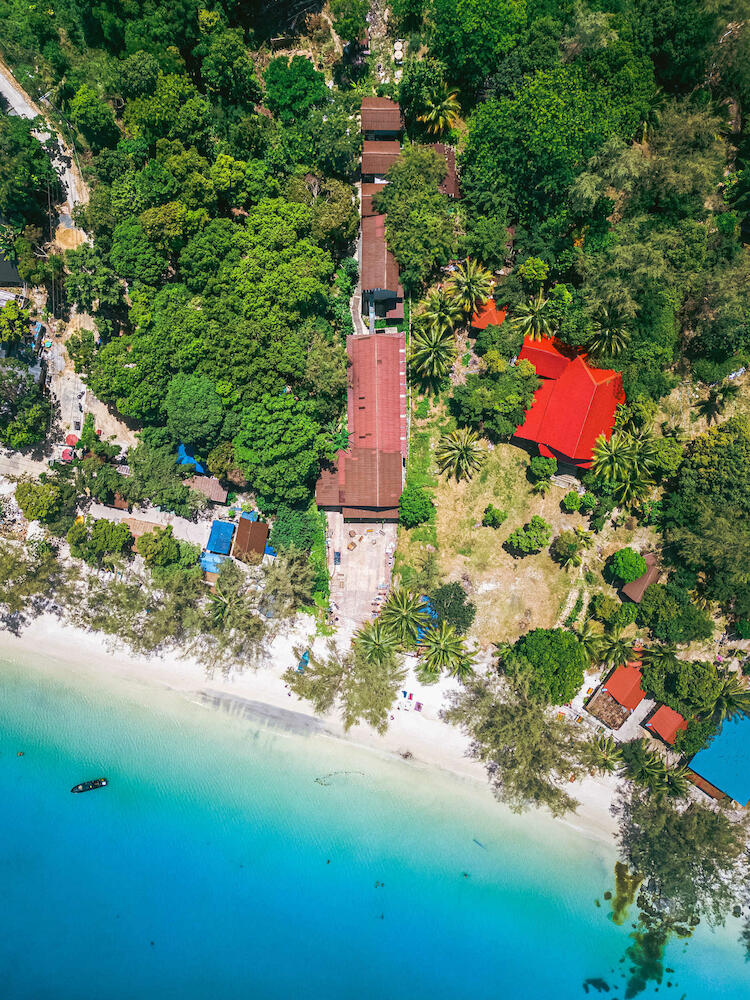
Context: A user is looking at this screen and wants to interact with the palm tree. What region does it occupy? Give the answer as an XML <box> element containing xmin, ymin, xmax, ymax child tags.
<box><xmin>510</xmin><ymin>290</ymin><xmax>553</xmax><ymax>342</ymax></box>
<box><xmin>409</xmin><ymin>324</ymin><xmax>457</xmax><ymax>381</ymax></box>
<box><xmin>587</xmin><ymin>305</ymin><xmax>630</xmax><ymax>358</ymax></box>
<box><xmin>446</xmin><ymin>258</ymin><xmax>493</xmax><ymax>317</ymax></box>
<box><xmin>435</xmin><ymin>427</ymin><xmax>484</xmax><ymax>481</ymax></box>
<box><xmin>417</xmin><ymin>287</ymin><xmax>462</xmax><ymax>335</ymax></box>
<box><xmin>531</xmin><ymin>476</ymin><xmax>552</xmax><ymax>496</ymax></box>
<box><xmin>622</xmin><ymin>738</ymin><xmax>667</xmax><ymax>793</ymax></box>
<box><xmin>420</xmin><ymin>622</ymin><xmax>472</xmax><ymax>679</ymax></box>
<box><xmin>355</xmin><ymin>620</ymin><xmax>399</xmax><ymax>665</ymax></box>
<box><xmin>614</xmin><ymin>470</ymin><xmax>653</xmax><ymax>506</ymax></box>
<box><xmin>574</xmin><ymin>527</ymin><xmax>593</xmax><ymax>550</ymax></box>
<box><xmin>708</xmin><ymin>667</ymin><xmax>750</xmax><ymax>724</ymax></box>
<box><xmin>664</xmin><ymin>763</ymin><xmax>690</xmax><ymax>799</ymax></box>
<box><xmin>598</xmin><ymin>627</ymin><xmax>636</xmax><ymax>670</ymax></box>
<box><xmin>417</xmin><ymin>82</ymin><xmax>461</xmax><ymax>137</ymax></box>
<box><xmin>697</xmin><ymin>383</ymin><xmax>740</xmax><ymax>424</ymax></box>
<box><xmin>590</xmin><ymin>431</ymin><xmax>638</xmax><ymax>485</ymax></box>
<box><xmin>639</xmin><ymin>644</ymin><xmax>679</xmax><ymax>671</ymax></box>
<box><xmin>577</xmin><ymin>620</ymin><xmax>603</xmax><ymax>666</ymax></box>
<box><xmin>380</xmin><ymin>589</ymin><xmax>429</xmax><ymax>645</ymax></box>
<box><xmin>581</xmin><ymin>734</ymin><xmax>623</xmax><ymax>774</ymax></box>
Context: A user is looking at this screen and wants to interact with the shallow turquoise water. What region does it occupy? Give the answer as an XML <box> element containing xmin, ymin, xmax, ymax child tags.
<box><xmin>0</xmin><ymin>653</ymin><xmax>747</xmax><ymax>1000</ymax></box>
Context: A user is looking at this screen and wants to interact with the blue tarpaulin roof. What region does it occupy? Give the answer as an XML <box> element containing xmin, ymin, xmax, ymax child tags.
<box><xmin>200</xmin><ymin>551</ymin><xmax>228</xmax><ymax>573</ymax></box>
<box><xmin>691</xmin><ymin>715</ymin><xmax>750</xmax><ymax>805</ymax></box>
<box><xmin>177</xmin><ymin>443</ymin><xmax>206</xmax><ymax>474</ymax></box>
<box><xmin>264</xmin><ymin>542</ymin><xmax>277</xmax><ymax>557</ymax></box>
<box><xmin>417</xmin><ymin>596</ymin><xmax>439</xmax><ymax>642</ymax></box>
<box><xmin>241</xmin><ymin>511</ymin><xmax>259</xmax><ymax>522</ymax></box>
<box><xmin>207</xmin><ymin>520</ymin><xmax>235</xmax><ymax>555</ymax></box>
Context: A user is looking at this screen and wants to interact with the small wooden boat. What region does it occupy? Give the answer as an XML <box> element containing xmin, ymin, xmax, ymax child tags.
<box><xmin>71</xmin><ymin>778</ymin><xmax>108</xmax><ymax>793</ymax></box>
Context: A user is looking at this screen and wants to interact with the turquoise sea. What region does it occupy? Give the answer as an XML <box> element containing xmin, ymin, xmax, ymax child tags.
<box><xmin>0</xmin><ymin>651</ymin><xmax>747</xmax><ymax>1000</ymax></box>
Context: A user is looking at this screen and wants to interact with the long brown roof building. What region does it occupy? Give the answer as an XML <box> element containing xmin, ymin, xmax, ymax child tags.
<box><xmin>316</xmin><ymin>332</ymin><xmax>406</xmax><ymax>520</ymax></box>
<box><xmin>362</xmin><ymin>140</ymin><xmax>401</xmax><ymax>177</ymax></box>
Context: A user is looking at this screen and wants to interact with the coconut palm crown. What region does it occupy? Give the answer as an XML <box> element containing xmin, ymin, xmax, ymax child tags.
<box><xmin>435</xmin><ymin>427</ymin><xmax>484</xmax><ymax>481</ymax></box>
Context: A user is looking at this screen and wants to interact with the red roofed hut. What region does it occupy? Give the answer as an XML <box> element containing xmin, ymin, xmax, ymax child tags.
<box><xmin>470</xmin><ymin>298</ymin><xmax>506</xmax><ymax>330</ymax></box>
<box><xmin>646</xmin><ymin>705</ymin><xmax>688</xmax><ymax>745</ymax></box>
<box><xmin>514</xmin><ymin>336</ymin><xmax>625</xmax><ymax>468</ymax></box>
<box><xmin>603</xmin><ymin>663</ymin><xmax>646</xmax><ymax>711</ymax></box>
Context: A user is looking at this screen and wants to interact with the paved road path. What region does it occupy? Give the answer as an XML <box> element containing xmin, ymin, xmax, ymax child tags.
<box><xmin>0</xmin><ymin>450</ymin><xmax>48</xmax><ymax>479</ymax></box>
<box><xmin>0</xmin><ymin>59</ymin><xmax>88</xmax><ymax>218</ymax></box>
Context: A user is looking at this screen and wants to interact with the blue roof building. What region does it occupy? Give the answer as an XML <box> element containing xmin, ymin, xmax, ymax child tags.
<box><xmin>691</xmin><ymin>715</ymin><xmax>750</xmax><ymax>806</ymax></box>
<box><xmin>206</xmin><ymin>520</ymin><xmax>235</xmax><ymax>555</ymax></box>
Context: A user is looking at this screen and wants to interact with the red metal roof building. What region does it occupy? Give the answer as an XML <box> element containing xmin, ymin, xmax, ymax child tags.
<box><xmin>361</xmin><ymin>97</ymin><xmax>402</xmax><ymax>137</ymax></box>
<box><xmin>470</xmin><ymin>298</ymin><xmax>507</xmax><ymax>330</ymax></box>
<box><xmin>514</xmin><ymin>336</ymin><xmax>625</xmax><ymax>468</ymax></box>
<box><xmin>361</xmin><ymin>182</ymin><xmax>385</xmax><ymax>218</ymax></box>
<box><xmin>602</xmin><ymin>663</ymin><xmax>646</xmax><ymax>711</ymax></box>
<box><xmin>647</xmin><ymin>705</ymin><xmax>688</xmax><ymax>745</ymax></box>
<box><xmin>316</xmin><ymin>332</ymin><xmax>406</xmax><ymax>520</ymax></box>
<box><xmin>362</xmin><ymin>140</ymin><xmax>401</xmax><ymax>177</ymax></box>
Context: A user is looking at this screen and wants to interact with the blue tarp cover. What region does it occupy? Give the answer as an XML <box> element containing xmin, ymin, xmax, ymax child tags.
<box><xmin>691</xmin><ymin>715</ymin><xmax>750</xmax><ymax>805</ymax></box>
<box><xmin>200</xmin><ymin>551</ymin><xmax>228</xmax><ymax>573</ymax></box>
<box><xmin>417</xmin><ymin>596</ymin><xmax>439</xmax><ymax>642</ymax></box>
<box><xmin>264</xmin><ymin>542</ymin><xmax>277</xmax><ymax>556</ymax></box>
<box><xmin>177</xmin><ymin>443</ymin><xmax>206</xmax><ymax>474</ymax></box>
<box><xmin>207</xmin><ymin>520</ymin><xmax>235</xmax><ymax>555</ymax></box>
<box><xmin>241</xmin><ymin>511</ymin><xmax>259</xmax><ymax>522</ymax></box>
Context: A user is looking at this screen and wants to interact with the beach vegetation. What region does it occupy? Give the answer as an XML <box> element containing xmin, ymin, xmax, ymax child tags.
<box><xmin>444</xmin><ymin>672</ymin><xmax>583</xmax><ymax>816</ymax></box>
<box><xmin>419</xmin><ymin>621</ymin><xmax>474</xmax><ymax>682</ymax></box>
<box><xmin>380</xmin><ymin>589</ymin><xmax>431</xmax><ymax>645</ymax></box>
<box><xmin>284</xmin><ymin>640</ymin><xmax>407</xmax><ymax>735</ymax></box>
<box><xmin>580</xmin><ymin>734</ymin><xmax>623</xmax><ymax>775</ymax></box>
<box><xmin>67</xmin><ymin>517</ymin><xmax>133</xmax><ymax>566</ymax></box>
<box><xmin>502</xmin><ymin>627</ymin><xmax>586</xmax><ymax>706</ymax></box>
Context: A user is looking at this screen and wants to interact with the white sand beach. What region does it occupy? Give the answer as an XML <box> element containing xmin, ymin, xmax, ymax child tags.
<box><xmin>0</xmin><ymin>614</ymin><xmax>620</xmax><ymax>844</ymax></box>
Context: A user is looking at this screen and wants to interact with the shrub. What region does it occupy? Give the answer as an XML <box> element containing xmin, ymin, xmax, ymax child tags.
<box><xmin>610</xmin><ymin>547</ymin><xmax>647</xmax><ymax>584</ymax></box>
<box><xmin>674</xmin><ymin>718</ymin><xmax>718</xmax><ymax>759</ymax></box>
<box><xmin>510</xmin><ymin>628</ymin><xmax>586</xmax><ymax>705</ymax></box>
<box><xmin>429</xmin><ymin>582</ymin><xmax>476</xmax><ymax>635</ymax></box>
<box><xmin>735</xmin><ymin>620</ymin><xmax>750</xmax><ymax>640</ymax></box>
<box><xmin>638</xmin><ymin>583</ymin><xmax>714</xmax><ymax>644</ymax></box>
<box><xmin>549</xmin><ymin>530</ymin><xmax>580</xmax><ymax>567</ymax></box>
<box><xmin>529</xmin><ymin>455</ymin><xmax>557</xmax><ymax>481</ymax></box>
<box><xmin>562</xmin><ymin>490</ymin><xmax>581</xmax><ymax>512</ymax></box>
<box><xmin>580</xmin><ymin>492</ymin><xmax>597</xmax><ymax>513</ymax></box>
<box><xmin>482</xmin><ymin>503</ymin><xmax>507</xmax><ymax>528</ymax></box>
<box><xmin>399</xmin><ymin>484</ymin><xmax>435</xmax><ymax>528</ymax></box>
<box><xmin>16</xmin><ymin>480</ymin><xmax>62</xmax><ymax>522</ymax></box>
<box><xmin>589</xmin><ymin>593</ymin><xmax>621</xmax><ymax>624</ymax></box>
<box><xmin>612</xmin><ymin>601</ymin><xmax>638</xmax><ymax>629</ymax></box>
<box><xmin>270</xmin><ymin>504</ymin><xmax>320</xmax><ymax>552</ymax></box>
<box><xmin>506</xmin><ymin>515</ymin><xmax>552</xmax><ymax>556</ymax></box>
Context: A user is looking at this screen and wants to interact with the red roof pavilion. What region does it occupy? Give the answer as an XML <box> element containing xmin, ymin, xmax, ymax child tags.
<box><xmin>471</xmin><ymin>299</ymin><xmax>506</xmax><ymax>330</ymax></box>
<box><xmin>65</xmin><ymin>433</ymin><xmax>79</xmax><ymax>446</ymax></box>
<box><xmin>603</xmin><ymin>664</ymin><xmax>645</xmax><ymax>712</ymax></box>
<box><xmin>514</xmin><ymin>336</ymin><xmax>625</xmax><ymax>467</ymax></box>
<box><xmin>647</xmin><ymin>705</ymin><xmax>688</xmax><ymax>745</ymax></box>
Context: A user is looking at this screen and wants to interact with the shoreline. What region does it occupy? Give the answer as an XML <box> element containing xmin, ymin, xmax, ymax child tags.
<box><xmin>0</xmin><ymin>614</ymin><xmax>620</xmax><ymax>845</ymax></box>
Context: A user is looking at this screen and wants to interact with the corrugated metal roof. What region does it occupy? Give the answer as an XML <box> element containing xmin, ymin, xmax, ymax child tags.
<box><xmin>361</xmin><ymin>214</ymin><xmax>399</xmax><ymax>293</ymax></box>
<box><xmin>347</xmin><ymin>333</ymin><xmax>407</xmax><ymax>456</ymax></box>
<box><xmin>232</xmin><ymin>517</ymin><xmax>269</xmax><ymax>557</ymax></box>
<box><xmin>361</xmin><ymin>97</ymin><xmax>402</xmax><ymax>132</ymax></box>
<box><xmin>362</xmin><ymin>140</ymin><xmax>401</xmax><ymax>175</ymax></box>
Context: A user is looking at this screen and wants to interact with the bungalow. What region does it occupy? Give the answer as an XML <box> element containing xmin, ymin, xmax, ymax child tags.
<box><xmin>186</xmin><ymin>475</ymin><xmax>228</xmax><ymax>504</ymax></box>
<box><xmin>361</xmin><ymin>97</ymin><xmax>402</xmax><ymax>140</ymax></box>
<box><xmin>471</xmin><ymin>298</ymin><xmax>507</xmax><ymax>330</ymax></box>
<box><xmin>622</xmin><ymin>552</ymin><xmax>661</xmax><ymax>603</ymax></box>
<box><xmin>586</xmin><ymin>662</ymin><xmax>646</xmax><ymax>730</ymax></box>
<box><xmin>232</xmin><ymin>513</ymin><xmax>269</xmax><ymax>561</ymax></box>
<box><xmin>514</xmin><ymin>335</ymin><xmax>625</xmax><ymax>469</ymax></box>
<box><xmin>645</xmin><ymin>704</ymin><xmax>688</xmax><ymax>745</ymax></box>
